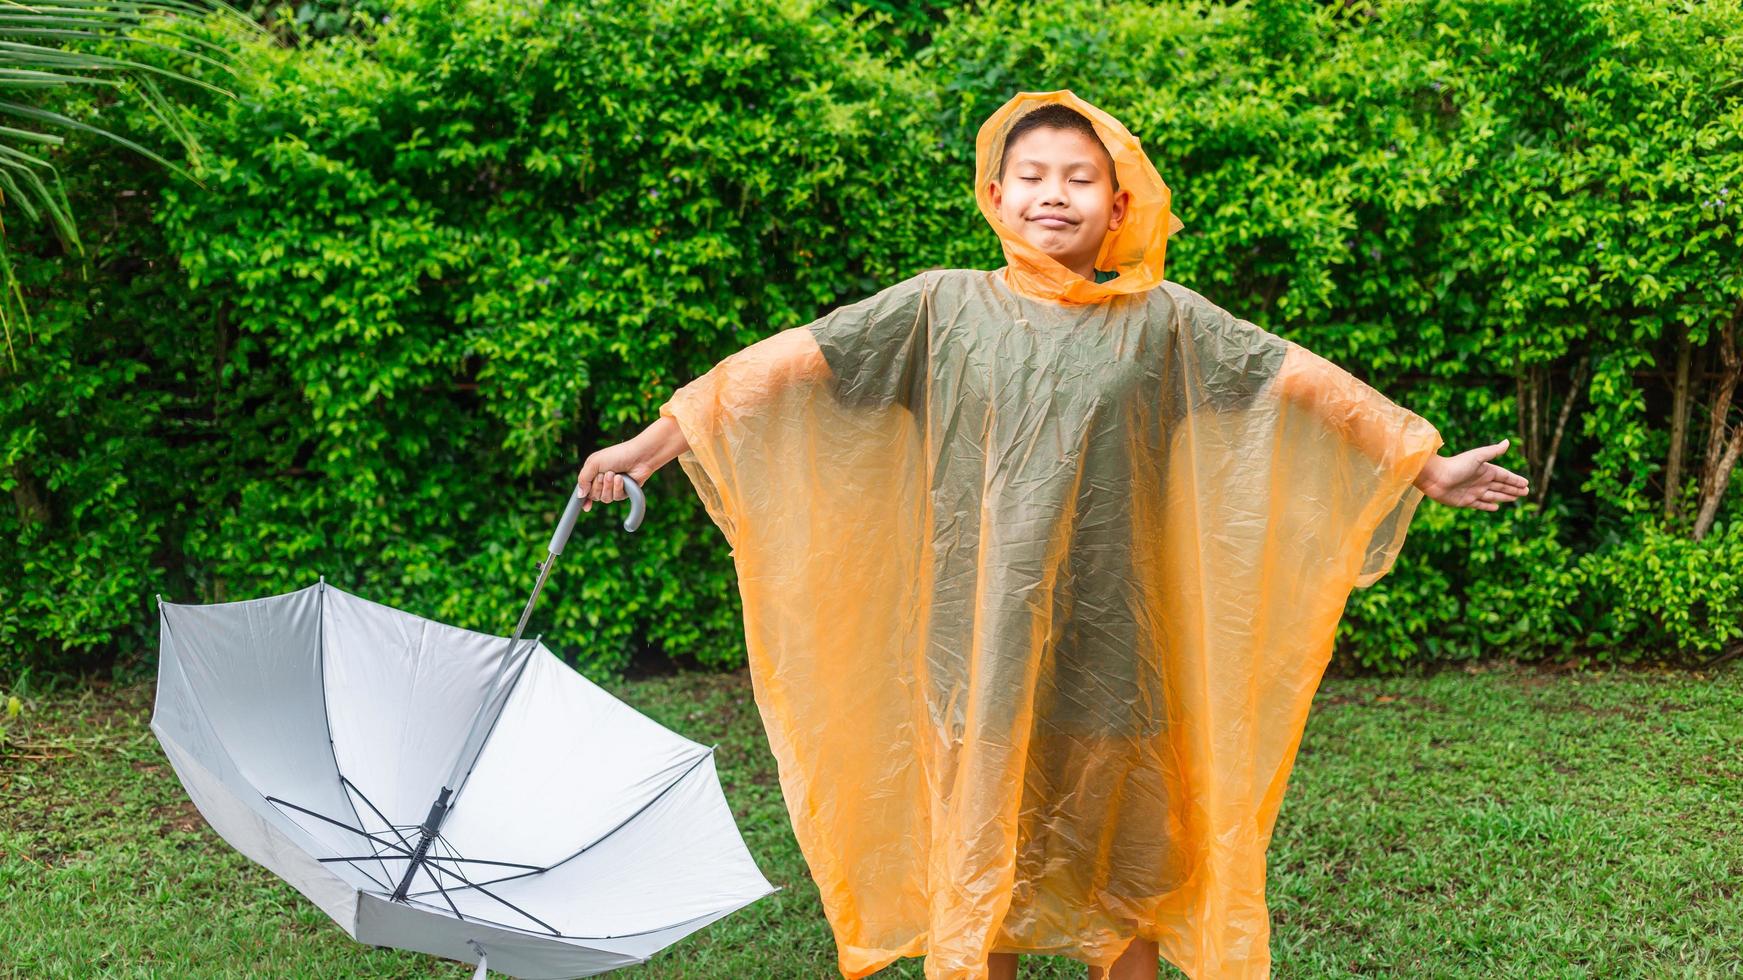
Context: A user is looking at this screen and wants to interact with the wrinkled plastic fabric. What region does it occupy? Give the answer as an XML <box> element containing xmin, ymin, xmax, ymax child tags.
<box><xmin>657</xmin><ymin>90</ymin><xmax>1444</xmax><ymax>979</ymax></box>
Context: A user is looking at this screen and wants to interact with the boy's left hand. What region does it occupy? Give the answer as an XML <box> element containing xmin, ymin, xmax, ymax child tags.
<box><xmin>1415</xmin><ymin>438</ymin><xmax>1531</xmax><ymax>511</ymax></box>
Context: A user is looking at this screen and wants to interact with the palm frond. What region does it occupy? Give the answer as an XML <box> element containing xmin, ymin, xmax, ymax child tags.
<box><xmin>0</xmin><ymin>99</ymin><xmax>190</xmax><ymax>183</ymax></box>
<box><xmin>129</xmin><ymin>63</ymin><xmax>203</xmax><ymax>171</ymax></box>
<box><xmin>0</xmin><ymin>0</ymin><xmax>260</xmax><ymax>371</ymax></box>
<box><xmin>0</xmin><ymin>121</ymin><xmax>62</xmax><ymax>142</ymax></box>
<box><xmin>0</xmin><ymin>66</ymin><xmax>124</xmax><ymax>86</ymax></box>
<box><xmin>0</xmin><ymin>37</ymin><xmax>247</xmax><ymax>100</ymax></box>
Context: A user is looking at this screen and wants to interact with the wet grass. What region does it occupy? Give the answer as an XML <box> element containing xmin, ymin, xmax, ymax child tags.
<box><xmin>2</xmin><ymin>660</ymin><xmax>1739</xmax><ymax>977</ymax></box>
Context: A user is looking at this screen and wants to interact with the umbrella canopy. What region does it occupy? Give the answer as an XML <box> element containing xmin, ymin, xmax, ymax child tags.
<box><xmin>150</xmin><ymin>488</ymin><xmax>776</xmax><ymax>978</ymax></box>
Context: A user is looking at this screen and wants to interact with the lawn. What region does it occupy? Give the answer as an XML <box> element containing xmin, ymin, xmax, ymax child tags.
<box><xmin>2</xmin><ymin>660</ymin><xmax>1739</xmax><ymax>978</ymax></box>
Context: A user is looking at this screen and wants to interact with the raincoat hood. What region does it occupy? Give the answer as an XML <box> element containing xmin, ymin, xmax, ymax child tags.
<box><xmin>975</xmin><ymin>90</ymin><xmax>1185</xmax><ymax>305</ymax></box>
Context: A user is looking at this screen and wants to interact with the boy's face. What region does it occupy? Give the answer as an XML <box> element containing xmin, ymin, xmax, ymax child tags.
<box><xmin>988</xmin><ymin>126</ymin><xmax>1129</xmax><ymax>280</ymax></box>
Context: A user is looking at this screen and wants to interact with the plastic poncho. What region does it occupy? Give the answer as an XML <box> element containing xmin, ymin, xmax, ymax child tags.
<box><xmin>657</xmin><ymin>90</ymin><xmax>1444</xmax><ymax>979</ymax></box>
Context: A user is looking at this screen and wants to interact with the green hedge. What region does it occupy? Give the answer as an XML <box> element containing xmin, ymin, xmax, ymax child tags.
<box><xmin>3</xmin><ymin>0</ymin><xmax>1740</xmax><ymax>682</ymax></box>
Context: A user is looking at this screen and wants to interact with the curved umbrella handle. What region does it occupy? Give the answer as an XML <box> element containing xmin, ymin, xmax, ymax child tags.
<box><xmin>613</xmin><ymin>475</ymin><xmax>647</xmax><ymax>533</ymax></box>
<box><xmin>549</xmin><ymin>477</ymin><xmax>646</xmax><ymax>554</ymax></box>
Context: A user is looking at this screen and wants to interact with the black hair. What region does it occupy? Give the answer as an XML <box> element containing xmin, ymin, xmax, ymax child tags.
<box><xmin>996</xmin><ymin>104</ymin><xmax>1120</xmax><ymax>192</ymax></box>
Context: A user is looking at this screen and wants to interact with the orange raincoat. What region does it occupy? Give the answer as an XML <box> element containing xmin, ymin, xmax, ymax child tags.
<box><xmin>658</xmin><ymin>90</ymin><xmax>1444</xmax><ymax>979</ymax></box>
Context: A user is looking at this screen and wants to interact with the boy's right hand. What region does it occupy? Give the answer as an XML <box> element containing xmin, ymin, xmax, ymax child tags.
<box><xmin>576</xmin><ymin>438</ymin><xmax>656</xmax><ymax>512</ymax></box>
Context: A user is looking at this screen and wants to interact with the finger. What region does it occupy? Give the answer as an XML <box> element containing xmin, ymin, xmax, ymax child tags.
<box><xmin>1496</xmin><ymin>466</ymin><xmax>1530</xmax><ymax>489</ymax></box>
<box><xmin>576</xmin><ymin>456</ymin><xmax>597</xmax><ymax>498</ymax></box>
<box><xmin>592</xmin><ymin>470</ymin><xmax>613</xmax><ymax>508</ymax></box>
<box><xmin>584</xmin><ymin>465</ymin><xmax>607</xmax><ymax>511</ymax></box>
<box><xmin>1474</xmin><ymin>437</ymin><xmax>1511</xmax><ymax>462</ymax></box>
<box><xmin>1481</xmin><ymin>464</ymin><xmax>1531</xmax><ymax>492</ymax></box>
<box><xmin>611</xmin><ymin>473</ymin><xmax>625</xmax><ymax>502</ymax></box>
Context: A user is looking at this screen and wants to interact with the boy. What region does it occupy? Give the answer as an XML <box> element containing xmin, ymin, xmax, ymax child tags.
<box><xmin>577</xmin><ymin>91</ymin><xmax>1525</xmax><ymax>980</ymax></box>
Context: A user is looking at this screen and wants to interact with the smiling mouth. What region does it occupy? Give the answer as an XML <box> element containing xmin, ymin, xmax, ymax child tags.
<box><xmin>1032</xmin><ymin>216</ymin><xmax>1075</xmax><ymax>229</ymax></box>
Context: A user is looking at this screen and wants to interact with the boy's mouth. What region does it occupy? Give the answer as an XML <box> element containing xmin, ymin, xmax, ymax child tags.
<box><xmin>1031</xmin><ymin>215</ymin><xmax>1076</xmax><ymax>230</ymax></box>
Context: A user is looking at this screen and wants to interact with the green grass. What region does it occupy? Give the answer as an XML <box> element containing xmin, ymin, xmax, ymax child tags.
<box><xmin>2</xmin><ymin>661</ymin><xmax>1740</xmax><ymax>978</ymax></box>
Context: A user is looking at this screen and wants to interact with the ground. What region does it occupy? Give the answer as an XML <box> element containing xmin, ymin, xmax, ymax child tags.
<box><xmin>1</xmin><ymin>660</ymin><xmax>1739</xmax><ymax>977</ymax></box>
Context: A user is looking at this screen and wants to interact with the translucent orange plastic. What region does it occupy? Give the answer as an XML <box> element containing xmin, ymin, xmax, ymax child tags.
<box><xmin>658</xmin><ymin>90</ymin><xmax>1443</xmax><ymax>979</ymax></box>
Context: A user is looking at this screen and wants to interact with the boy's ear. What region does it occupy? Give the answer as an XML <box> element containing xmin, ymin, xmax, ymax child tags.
<box><xmin>1108</xmin><ymin>187</ymin><xmax>1131</xmax><ymax>230</ymax></box>
<box><xmin>988</xmin><ymin>179</ymin><xmax>1003</xmax><ymax>209</ymax></box>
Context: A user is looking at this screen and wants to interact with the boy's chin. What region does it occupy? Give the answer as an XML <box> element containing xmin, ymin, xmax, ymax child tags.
<box><xmin>1021</xmin><ymin>236</ymin><xmax>1074</xmax><ymax>259</ymax></box>
<box><xmin>1031</xmin><ymin>243</ymin><xmax>1089</xmax><ymax>268</ymax></box>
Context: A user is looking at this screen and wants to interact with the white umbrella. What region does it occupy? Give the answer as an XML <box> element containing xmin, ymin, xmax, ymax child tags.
<box><xmin>150</xmin><ymin>483</ymin><xmax>777</xmax><ymax>978</ymax></box>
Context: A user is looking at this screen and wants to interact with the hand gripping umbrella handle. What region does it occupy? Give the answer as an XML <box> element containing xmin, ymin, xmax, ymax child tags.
<box><xmin>549</xmin><ymin>475</ymin><xmax>646</xmax><ymax>555</ymax></box>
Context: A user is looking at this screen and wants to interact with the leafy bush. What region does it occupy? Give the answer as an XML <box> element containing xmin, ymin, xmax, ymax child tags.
<box><xmin>2</xmin><ymin>0</ymin><xmax>1739</xmax><ymax>680</ymax></box>
<box><xmin>1578</xmin><ymin>519</ymin><xmax>1743</xmax><ymax>660</ymax></box>
<box><xmin>1</xmin><ymin>0</ymin><xmax>955</xmax><ymax>678</ymax></box>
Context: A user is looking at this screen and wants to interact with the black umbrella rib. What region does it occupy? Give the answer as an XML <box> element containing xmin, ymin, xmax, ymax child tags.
<box><xmin>425</xmin><ymin>854</ymin><xmax>543</xmax><ymax>871</ymax></box>
<box><xmin>340</xmin><ymin>775</ymin><xmax>418</xmax><ymax>853</ymax></box>
<box><xmin>405</xmin><ymin>864</ymin><xmax>543</xmax><ymax>894</ymax></box>
<box><xmin>301</xmin><ymin>847</ymin><xmax>391</xmax><ymax>890</ymax></box>
<box><xmin>312</xmin><ymin>580</ymin><xmax>380</xmax><ymax>874</ymax></box>
<box><xmin>337</xmin><ymin>776</ymin><xmax>415</xmax><ymax>887</ymax></box>
<box><xmin>317</xmin><ymin>855</ymin><xmax>404</xmax><ymax>890</ymax></box>
<box><xmin>431</xmin><ymin>880</ymin><xmax>465</xmax><ymax>921</ymax></box>
<box><xmin>541</xmin><ymin>748</ymin><xmax>717</xmax><ymax>876</ymax></box>
<box><xmin>319</xmin><ymin>852</ymin><xmax>542</xmax><ymax>873</ymax></box>
<box><xmin>416</xmin><ymin>857</ymin><xmax>562</xmax><ymax>936</ymax></box>
<box><xmin>426</xmin><ymin>839</ymin><xmax>467</xmax><ymax>922</ymax></box>
<box><xmin>400</xmin><ymin>749</ymin><xmax>720</xmax><ymax>899</ymax></box>
<box><xmin>401</xmin><ymin>749</ymin><xmax>718</xmax><ymax>898</ymax></box>
<box><xmin>264</xmin><ymin>796</ymin><xmax>412</xmax><ymax>855</ymax></box>
<box><xmin>316</xmin><ymin>856</ymin><xmax>392</xmax><ymax>891</ymax></box>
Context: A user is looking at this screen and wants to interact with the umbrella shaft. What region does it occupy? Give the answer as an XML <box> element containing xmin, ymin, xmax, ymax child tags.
<box><xmin>443</xmin><ymin>552</ymin><xmax>557</xmax><ymax>793</ymax></box>
<box><xmin>392</xmin><ymin>552</ymin><xmax>558</xmax><ymax>904</ymax></box>
<box><xmin>507</xmin><ymin>555</ymin><xmax>556</xmax><ymax>649</ymax></box>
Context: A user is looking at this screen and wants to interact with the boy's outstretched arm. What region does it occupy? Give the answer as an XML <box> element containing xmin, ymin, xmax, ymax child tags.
<box><xmin>577</xmin><ymin>327</ymin><xmax>831</xmax><ymax>510</ymax></box>
<box><xmin>1273</xmin><ymin>344</ymin><xmax>1529</xmax><ymax>511</ymax></box>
